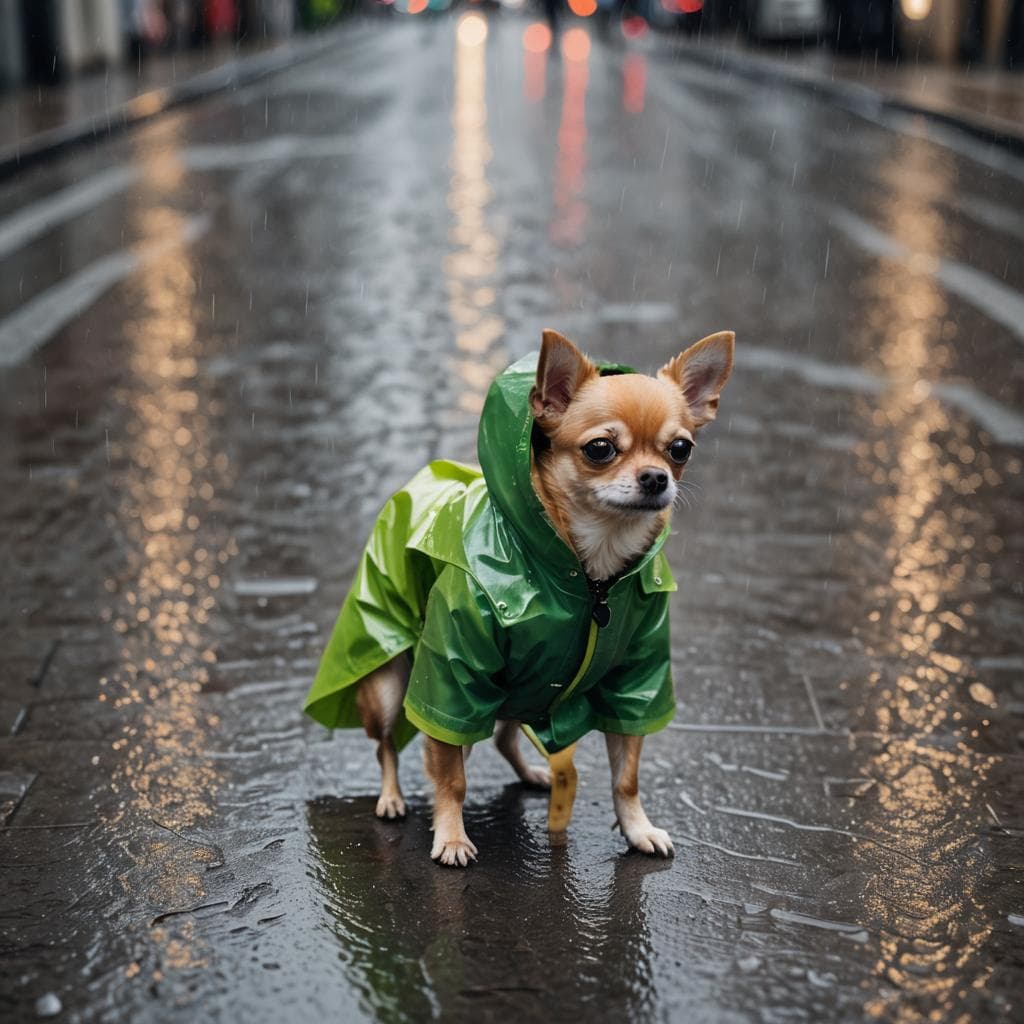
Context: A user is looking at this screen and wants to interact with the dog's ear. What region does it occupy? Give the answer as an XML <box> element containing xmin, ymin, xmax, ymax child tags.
<box><xmin>659</xmin><ymin>331</ymin><xmax>735</xmax><ymax>428</ymax></box>
<box><xmin>530</xmin><ymin>329</ymin><xmax>597</xmax><ymax>422</ymax></box>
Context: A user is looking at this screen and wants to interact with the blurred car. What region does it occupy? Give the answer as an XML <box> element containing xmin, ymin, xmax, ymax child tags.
<box><xmin>740</xmin><ymin>0</ymin><xmax>824</xmax><ymax>39</ymax></box>
<box><xmin>616</xmin><ymin>0</ymin><xmax>704</xmax><ymax>33</ymax></box>
<box><xmin>391</xmin><ymin>0</ymin><xmax>454</xmax><ymax>13</ymax></box>
<box><xmin>824</xmin><ymin>0</ymin><xmax>898</xmax><ymax>56</ymax></box>
<box><xmin>654</xmin><ymin>0</ymin><xmax>704</xmax><ymax>32</ymax></box>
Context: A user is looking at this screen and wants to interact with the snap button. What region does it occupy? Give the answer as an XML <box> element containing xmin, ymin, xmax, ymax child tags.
<box><xmin>654</xmin><ymin>576</ymin><xmax>662</xmax><ymax>585</ymax></box>
<box><xmin>497</xmin><ymin>601</ymin><xmax>508</xmax><ymax>612</ymax></box>
<box><xmin>569</xmin><ymin>570</ymin><xmax>578</xmax><ymax>578</ymax></box>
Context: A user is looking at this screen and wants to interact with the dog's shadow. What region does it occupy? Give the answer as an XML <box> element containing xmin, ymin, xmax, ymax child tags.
<box><xmin>305</xmin><ymin>785</ymin><xmax>670</xmax><ymax>1019</ymax></box>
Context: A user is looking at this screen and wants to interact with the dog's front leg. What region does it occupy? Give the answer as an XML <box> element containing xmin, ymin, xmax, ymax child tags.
<box><xmin>605</xmin><ymin>733</ymin><xmax>674</xmax><ymax>857</ymax></box>
<box><xmin>423</xmin><ymin>735</ymin><xmax>477</xmax><ymax>867</ymax></box>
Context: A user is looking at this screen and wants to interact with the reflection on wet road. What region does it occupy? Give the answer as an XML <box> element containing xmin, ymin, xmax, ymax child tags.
<box><xmin>552</xmin><ymin>28</ymin><xmax>590</xmax><ymax>248</ymax></box>
<box><xmin>1</xmin><ymin>13</ymin><xmax>1022</xmax><ymax>1024</ymax></box>
<box><xmin>842</xmin><ymin>132</ymin><xmax>1001</xmax><ymax>1018</ymax></box>
<box><xmin>309</xmin><ymin>791</ymin><xmax>668</xmax><ymax>1020</ymax></box>
<box><xmin>447</xmin><ymin>13</ymin><xmax>506</xmax><ymax>413</ymax></box>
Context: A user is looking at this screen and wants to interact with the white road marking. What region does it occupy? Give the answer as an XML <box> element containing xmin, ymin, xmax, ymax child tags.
<box><xmin>741</xmin><ymin>344</ymin><xmax>1024</xmax><ymax>446</ymax></box>
<box><xmin>0</xmin><ymin>136</ymin><xmax>353</xmax><ymax>261</ymax></box>
<box><xmin>826</xmin><ymin>204</ymin><xmax>1024</xmax><ymax>345</ymax></box>
<box><xmin>0</xmin><ymin>215</ymin><xmax>209</xmax><ymax>368</ymax></box>
<box><xmin>232</xmin><ymin>577</ymin><xmax>319</xmax><ymax>597</ymax></box>
<box><xmin>0</xmin><ymin>167</ymin><xmax>137</xmax><ymax>260</ymax></box>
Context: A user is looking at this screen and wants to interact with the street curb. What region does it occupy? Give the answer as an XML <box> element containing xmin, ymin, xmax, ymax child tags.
<box><xmin>664</xmin><ymin>40</ymin><xmax>1024</xmax><ymax>158</ymax></box>
<box><xmin>0</xmin><ymin>27</ymin><xmax>353</xmax><ymax>183</ymax></box>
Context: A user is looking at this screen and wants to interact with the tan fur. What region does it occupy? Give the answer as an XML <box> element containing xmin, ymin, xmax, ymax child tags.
<box><xmin>351</xmin><ymin>328</ymin><xmax>734</xmax><ymax>865</ymax></box>
<box><xmin>494</xmin><ymin>720</ymin><xmax>551</xmax><ymax>788</ymax></box>
<box><xmin>423</xmin><ymin>736</ymin><xmax>476</xmax><ymax>866</ymax></box>
<box><xmin>354</xmin><ymin>656</ymin><xmax>409</xmax><ymax>819</ymax></box>
<box><xmin>606</xmin><ymin>733</ymin><xmax>673</xmax><ymax>856</ymax></box>
<box><xmin>531</xmin><ymin>329</ymin><xmax>733</xmax><ymax>580</ymax></box>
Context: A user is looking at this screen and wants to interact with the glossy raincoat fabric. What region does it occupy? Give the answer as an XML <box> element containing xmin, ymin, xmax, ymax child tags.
<box><xmin>303</xmin><ymin>353</ymin><xmax>677</xmax><ymax>754</ymax></box>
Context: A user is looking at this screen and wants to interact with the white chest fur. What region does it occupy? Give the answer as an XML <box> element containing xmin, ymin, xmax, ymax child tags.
<box><xmin>569</xmin><ymin>511</ymin><xmax>660</xmax><ymax>581</ymax></box>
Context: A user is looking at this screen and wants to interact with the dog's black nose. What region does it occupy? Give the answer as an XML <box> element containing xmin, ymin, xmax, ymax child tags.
<box><xmin>638</xmin><ymin>468</ymin><xmax>669</xmax><ymax>495</ymax></box>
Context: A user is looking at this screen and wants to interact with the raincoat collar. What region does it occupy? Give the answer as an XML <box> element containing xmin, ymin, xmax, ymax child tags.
<box><xmin>476</xmin><ymin>352</ymin><xmax>672</xmax><ymax>592</ymax></box>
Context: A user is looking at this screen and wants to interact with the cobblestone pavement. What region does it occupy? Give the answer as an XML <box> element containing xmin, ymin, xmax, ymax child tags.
<box><xmin>1</xmin><ymin>13</ymin><xmax>1022</xmax><ymax>1023</ymax></box>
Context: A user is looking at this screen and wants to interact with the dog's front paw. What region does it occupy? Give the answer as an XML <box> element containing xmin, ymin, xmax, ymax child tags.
<box><xmin>375</xmin><ymin>793</ymin><xmax>406</xmax><ymax>820</ymax></box>
<box><xmin>431</xmin><ymin>832</ymin><xmax>478</xmax><ymax>867</ymax></box>
<box><xmin>622</xmin><ymin>823</ymin><xmax>674</xmax><ymax>858</ymax></box>
<box><xmin>518</xmin><ymin>763</ymin><xmax>551</xmax><ymax>789</ymax></box>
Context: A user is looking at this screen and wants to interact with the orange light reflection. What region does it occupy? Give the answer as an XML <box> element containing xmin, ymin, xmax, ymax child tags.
<box><xmin>551</xmin><ymin>31</ymin><xmax>590</xmax><ymax>247</ymax></box>
<box><xmin>847</xmin><ymin>136</ymin><xmax>1001</xmax><ymax>1022</ymax></box>
<box><xmin>622</xmin><ymin>53</ymin><xmax>646</xmax><ymax>115</ymax></box>
<box><xmin>446</xmin><ymin>14</ymin><xmax>506</xmax><ymax>414</ymax></box>
<box><xmin>523</xmin><ymin>23</ymin><xmax>550</xmax><ymax>103</ymax></box>
<box><xmin>100</xmin><ymin>132</ymin><xmax>235</xmax><ymax>986</ymax></box>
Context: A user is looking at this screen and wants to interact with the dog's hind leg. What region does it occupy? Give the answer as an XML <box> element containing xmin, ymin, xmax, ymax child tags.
<box><xmin>494</xmin><ymin>721</ymin><xmax>551</xmax><ymax>789</ymax></box>
<box><xmin>355</xmin><ymin>656</ymin><xmax>409</xmax><ymax>819</ymax></box>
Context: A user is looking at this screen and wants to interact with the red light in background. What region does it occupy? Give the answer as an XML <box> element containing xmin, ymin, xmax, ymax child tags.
<box><xmin>621</xmin><ymin>14</ymin><xmax>648</xmax><ymax>37</ymax></box>
<box><xmin>568</xmin><ymin>0</ymin><xmax>597</xmax><ymax>14</ymax></box>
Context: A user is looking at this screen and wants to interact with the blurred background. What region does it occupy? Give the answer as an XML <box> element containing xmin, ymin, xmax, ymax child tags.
<box><xmin>1</xmin><ymin>1</ymin><xmax>1023</xmax><ymax>1022</ymax></box>
<box><xmin>1</xmin><ymin>0</ymin><xmax>1022</xmax><ymax>93</ymax></box>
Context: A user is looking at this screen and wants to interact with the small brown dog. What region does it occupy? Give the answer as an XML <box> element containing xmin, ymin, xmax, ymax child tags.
<box><xmin>305</xmin><ymin>329</ymin><xmax>734</xmax><ymax>865</ymax></box>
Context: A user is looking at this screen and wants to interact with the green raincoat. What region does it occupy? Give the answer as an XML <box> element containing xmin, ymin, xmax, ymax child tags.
<box><xmin>303</xmin><ymin>353</ymin><xmax>678</xmax><ymax>755</ymax></box>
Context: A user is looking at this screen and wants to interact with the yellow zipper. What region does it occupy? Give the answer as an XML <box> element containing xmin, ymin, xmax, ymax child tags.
<box><xmin>521</xmin><ymin>616</ymin><xmax>600</xmax><ymax>833</ymax></box>
<box><xmin>551</xmin><ymin>618</ymin><xmax>599</xmax><ymax>709</ymax></box>
<box><xmin>520</xmin><ymin>617</ymin><xmax>600</xmax><ymax>759</ymax></box>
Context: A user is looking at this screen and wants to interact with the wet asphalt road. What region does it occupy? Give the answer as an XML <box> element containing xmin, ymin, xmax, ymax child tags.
<box><xmin>2</xmin><ymin>12</ymin><xmax>1024</xmax><ymax>1023</ymax></box>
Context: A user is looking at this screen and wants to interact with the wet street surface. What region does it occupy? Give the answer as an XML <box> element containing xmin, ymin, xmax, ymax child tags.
<box><xmin>2</xmin><ymin>13</ymin><xmax>1024</xmax><ymax>1023</ymax></box>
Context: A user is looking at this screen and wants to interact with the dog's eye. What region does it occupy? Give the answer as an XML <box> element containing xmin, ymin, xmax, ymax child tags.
<box><xmin>582</xmin><ymin>439</ymin><xmax>616</xmax><ymax>464</ymax></box>
<box><xmin>668</xmin><ymin>439</ymin><xmax>693</xmax><ymax>464</ymax></box>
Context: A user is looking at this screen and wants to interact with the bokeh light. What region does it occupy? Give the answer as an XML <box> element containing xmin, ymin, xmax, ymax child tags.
<box><xmin>568</xmin><ymin>0</ymin><xmax>597</xmax><ymax>16</ymax></box>
<box><xmin>523</xmin><ymin>21</ymin><xmax>552</xmax><ymax>53</ymax></box>
<box><xmin>900</xmin><ymin>0</ymin><xmax>931</xmax><ymax>18</ymax></box>
<box><xmin>621</xmin><ymin>14</ymin><xmax>648</xmax><ymax>37</ymax></box>
<box><xmin>408</xmin><ymin>0</ymin><xmax>428</xmax><ymax>13</ymax></box>
<box><xmin>561</xmin><ymin>26</ymin><xmax>591</xmax><ymax>62</ymax></box>
<box><xmin>457</xmin><ymin>12</ymin><xmax>489</xmax><ymax>45</ymax></box>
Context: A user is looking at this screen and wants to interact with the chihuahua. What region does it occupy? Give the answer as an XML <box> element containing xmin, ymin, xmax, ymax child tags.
<box><xmin>330</xmin><ymin>328</ymin><xmax>734</xmax><ymax>866</ymax></box>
